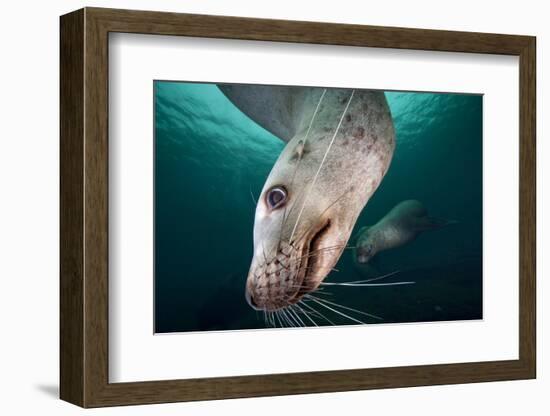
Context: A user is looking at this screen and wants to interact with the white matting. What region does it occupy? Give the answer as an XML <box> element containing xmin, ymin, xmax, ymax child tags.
<box><xmin>108</xmin><ymin>33</ymin><xmax>519</xmax><ymax>382</ymax></box>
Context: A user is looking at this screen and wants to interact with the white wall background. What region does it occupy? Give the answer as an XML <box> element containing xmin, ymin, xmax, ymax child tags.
<box><xmin>0</xmin><ymin>0</ymin><xmax>545</xmax><ymax>414</ymax></box>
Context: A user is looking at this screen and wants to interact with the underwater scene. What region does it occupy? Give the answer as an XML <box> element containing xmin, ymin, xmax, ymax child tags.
<box><xmin>154</xmin><ymin>81</ymin><xmax>482</xmax><ymax>333</ymax></box>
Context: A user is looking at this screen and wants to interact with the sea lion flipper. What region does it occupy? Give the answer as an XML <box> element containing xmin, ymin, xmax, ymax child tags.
<box><xmin>218</xmin><ymin>84</ymin><xmax>312</xmax><ymax>142</ymax></box>
<box><xmin>416</xmin><ymin>216</ymin><xmax>458</xmax><ymax>231</ymax></box>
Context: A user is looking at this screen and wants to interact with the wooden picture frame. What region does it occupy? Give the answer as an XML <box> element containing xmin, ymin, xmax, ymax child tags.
<box><xmin>60</xmin><ymin>7</ymin><xmax>536</xmax><ymax>408</ymax></box>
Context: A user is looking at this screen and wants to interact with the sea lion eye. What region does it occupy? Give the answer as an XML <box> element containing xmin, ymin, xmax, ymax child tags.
<box><xmin>266</xmin><ymin>186</ymin><xmax>287</xmax><ymax>209</ymax></box>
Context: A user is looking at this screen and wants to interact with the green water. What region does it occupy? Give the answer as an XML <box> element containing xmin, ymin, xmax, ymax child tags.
<box><xmin>154</xmin><ymin>81</ymin><xmax>482</xmax><ymax>333</ymax></box>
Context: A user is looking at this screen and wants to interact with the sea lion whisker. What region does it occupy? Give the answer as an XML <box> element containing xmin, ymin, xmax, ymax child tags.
<box><xmin>279</xmin><ymin>308</ymin><xmax>296</xmax><ymax>328</ymax></box>
<box><xmin>287</xmin><ymin>284</ymin><xmax>333</xmax><ymax>297</ymax></box>
<box><xmin>274</xmin><ymin>311</ymin><xmax>284</xmax><ymax>328</ymax></box>
<box><xmin>299</xmin><ymin>300</ymin><xmax>336</xmax><ymax>325</ymax></box>
<box><xmin>295</xmin><ymin>244</ymin><xmax>347</xmax><ymax>257</ymax></box>
<box><xmin>283</xmin><ymin>310</ymin><xmax>295</xmax><ymax>327</ymax></box>
<box><xmin>301</xmin><ymin>265</ymin><xmax>339</xmax><ymax>273</ymax></box>
<box><xmin>291</xmin><ymin>304</ymin><xmax>319</xmax><ymax>327</ymax></box>
<box><xmin>302</xmin><ymin>308</ymin><xmax>326</xmax><ymax>322</ymax></box>
<box><xmin>287</xmin><ymin>307</ymin><xmax>306</xmax><ymax>327</ymax></box>
<box><xmin>281</xmin><ymin>309</ymin><xmax>297</xmax><ymax>327</ymax></box>
<box><xmin>280</xmin><ymin>311</ymin><xmax>288</xmax><ymax>328</ymax></box>
<box><xmin>307</xmin><ymin>266</ymin><xmax>339</xmax><ymax>274</ymax></box>
<box><xmin>321</xmin><ymin>281</ymin><xmax>415</xmax><ymax>287</ymax></box>
<box><xmin>292</xmin><ymin>249</ymin><xmax>340</xmax><ymax>262</ymax></box>
<box><xmin>289</xmin><ymin>90</ymin><xmax>355</xmax><ymax>244</ymax></box>
<box><xmin>277</xmin><ymin>310</ymin><xmax>288</xmax><ymax>327</ymax></box>
<box><xmin>312</xmin><ymin>288</ymin><xmax>333</xmax><ymax>296</ymax></box>
<box><xmin>296</xmin><ymin>244</ymin><xmax>356</xmax><ymax>254</ymax></box>
<box><xmin>286</xmin><ymin>245</ymin><xmax>354</xmax><ymax>265</ymax></box>
<box><xmin>277</xmin><ymin>309</ymin><xmax>289</xmax><ymax>327</ymax></box>
<box><xmin>338</xmin><ymin>270</ymin><xmax>402</xmax><ymax>284</ymax></box>
<box><xmin>305</xmin><ymin>294</ymin><xmax>383</xmax><ymax>321</ymax></box>
<box><xmin>287</xmin><ymin>283</ymin><xmax>325</xmax><ymax>290</ymax></box>
<box><xmin>287</xmin><ymin>307</ymin><xmax>304</xmax><ymax>327</ymax></box>
<box><xmin>293</xmin><ymin>304</ymin><xmax>314</xmax><ymax>322</ymax></box>
<box><xmin>249</xmin><ymin>187</ymin><xmax>258</xmax><ymax>206</ymax></box>
<box><xmin>320</xmin><ymin>270</ymin><xmax>413</xmax><ymax>286</ymax></box>
<box><xmin>279</xmin><ymin>311</ymin><xmax>289</xmax><ymax>328</ymax></box>
<box><xmin>305</xmin><ymin>296</ymin><xmax>369</xmax><ymax>326</ymax></box>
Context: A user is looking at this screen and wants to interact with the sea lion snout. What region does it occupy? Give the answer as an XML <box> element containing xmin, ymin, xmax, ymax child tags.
<box><xmin>356</xmin><ymin>235</ymin><xmax>375</xmax><ymax>264</ymax></box>
<box><xmin>245</xmin><ymin>216</ymin><xmax>336</xmax><ymax>311</ymax></box>
<box><xmin>245</xmin><ymin>242</ymin><xmax>305</xmax><ymax>311</ymax></box>
<box><xmin>356</xmin><ymin>244</ymin><xmax>374</xmax><ymax>264</ymax></box>
<box><xmin>244</xmin><ymin>287</ymin><xmax>260</xmax><ymax>310</ymax></box>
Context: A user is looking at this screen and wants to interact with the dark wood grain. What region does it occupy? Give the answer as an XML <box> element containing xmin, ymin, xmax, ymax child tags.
<box><xmin>88</xmin><ymin>7</ymin><xmax>532</xmax><ymax>54</ymax></box>
<box><xmin>59</xmin><ymin>8</ymin><xmax>84</xmax><ymax>406</ymax></box>
<box><xmin>83</xmin><ymin>10</ymin><xmax>110</xmax><ymax>406</ymax></box>
<box><xmin>518</xmin><ymin>38</ymin><xmax>536</xmax><ymax>375</ymax></box>
<box><xmin>59</xmin><ymin>7</ymin><xmax>537</xmax><ymax>408</ymax></box>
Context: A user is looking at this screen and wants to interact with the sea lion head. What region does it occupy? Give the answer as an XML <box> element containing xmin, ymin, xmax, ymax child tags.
<box><xmin>356</xmin><ymin>231</ymin><xmax>376</xmax><ymax>264</ymax></box>
<box><xmin>244</xmin><ymin>89</ymin><xmax>395</xmax><ymax>312</ymax></box>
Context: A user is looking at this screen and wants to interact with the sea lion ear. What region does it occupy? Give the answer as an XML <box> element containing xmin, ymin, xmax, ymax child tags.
<box><xmin>291</xmin><ymin>140</ymin><xmax>308</xmax><ymax>161</ymax></box>
<box><xmin>295</xmin><ymin>141</ymin><xmax>305</xmax><ymax>158</ymax></box>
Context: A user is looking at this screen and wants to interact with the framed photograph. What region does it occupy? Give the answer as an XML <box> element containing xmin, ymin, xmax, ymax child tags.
<box><xmin>60</xmin><ymin>7</ymin><xmax>536</xmax><ymax>407</ymax></box>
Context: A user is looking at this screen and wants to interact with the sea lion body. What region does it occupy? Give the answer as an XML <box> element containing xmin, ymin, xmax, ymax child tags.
<box><xmin>355</xmin><ymin>200</ymin><xmax>452</xmax><ymax>264</ymax></box>
<box><xmin>219</xmin><ymin>85</ymin><xmax>395</xmax><ymax>311</ymax></box>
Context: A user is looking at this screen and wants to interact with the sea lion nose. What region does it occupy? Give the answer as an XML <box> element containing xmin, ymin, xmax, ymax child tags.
<box><xmin>245</xmin><ymin>289</ymin><xmax>262</xmax><ymax>311</ymax></box>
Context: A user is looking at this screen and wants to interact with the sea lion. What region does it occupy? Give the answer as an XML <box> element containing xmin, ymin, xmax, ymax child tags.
<box><xmin>219</xmin><ymin>84</ymin><xmax>395</xmax><ymax>312</ymax></box>
<box><xmin>354</xmin><ymin>200</ymin><xmax>455</xmax><ymax>265</ymax></box>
